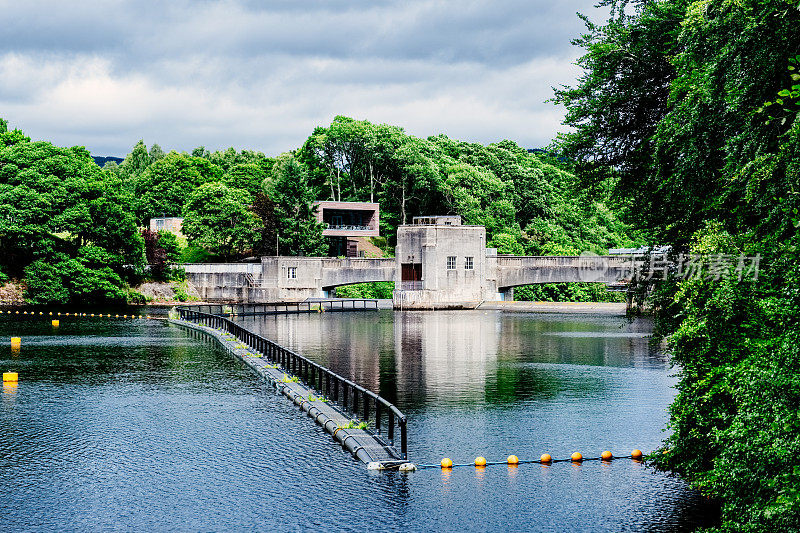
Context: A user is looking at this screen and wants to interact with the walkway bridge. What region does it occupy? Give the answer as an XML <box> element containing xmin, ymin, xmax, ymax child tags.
<box><xmin>184</xmin><ymin>217</ymin><xmax>640</xmax><ymax>308</ymax></box>
<box><xmin>495</xmin><ymin>255</ymin><xmax>634</xmax><ymax>287</ymax></box>
<box><xmin>184</xmin><ymin>254</ymin><xmax>636</xmax><ymax>308</ymax></box>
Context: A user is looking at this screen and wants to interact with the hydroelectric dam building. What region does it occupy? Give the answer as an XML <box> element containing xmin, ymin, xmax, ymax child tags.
<box><xmin>184</xmin><ymin>216</ymin><xmax>634</xmax><ymax>309</ymax></box>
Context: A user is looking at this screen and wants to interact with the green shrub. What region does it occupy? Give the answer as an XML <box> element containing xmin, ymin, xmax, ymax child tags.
<box><xmin>335</xmin><ymin>282</ymin><xmax>394</xmax><ymax>299</ymax></box>
<box><xmin>24</xmin><ymin>257</ymin><xmax>127</xmax><ymax>306</ymax></box>
<box><xmin>127</xmin><ymin>289</ymin><xmax>152</xmax><ymax>304</ymax></box>
<box><xmin>514</xmin><ymin>283</ymin><xmax>625</xmax><ymax>303</ymax></box>
<box><xmin>171</xmin><ymin>280</ymin><xmax>197</xmax><ymax>302</ymax></box>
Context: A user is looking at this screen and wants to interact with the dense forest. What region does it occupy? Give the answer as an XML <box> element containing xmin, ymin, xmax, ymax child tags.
<box><xmin>554</xmin><ymin>0</ymin><xmax>800</xmax><ymax>529</ymax></box>
<box><xmin>0</xmin><ymin>115</ymin><xmax>637</xmax><ymax>305</ymax></box>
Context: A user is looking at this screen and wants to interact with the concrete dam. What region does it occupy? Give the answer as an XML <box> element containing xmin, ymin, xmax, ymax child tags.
<box><xmin>184</xmin><ymin>218</ymin><xmax>637</xmax><ymax>308</ymax></box>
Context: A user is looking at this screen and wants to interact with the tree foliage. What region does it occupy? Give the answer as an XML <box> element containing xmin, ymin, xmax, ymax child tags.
<box><xmin>182</xmin><ymin>182</ymin><xmax>261</xmax><ymax>261</ymax></box>
<box><xmin>299</xmin><ymin>116</ymin><xmax>640</xmax><ymax>254</ymax></box>
<box><xmin>269</xmin><ymin>154</ymin><xmax>327</xmax><ymax>257</ymax></box>
<box><xmin>556</xmin><ymin>1</ymin><xmax>800</xmax><ymax>528</ymax></box>
<box><xmin>0</xmin><ymin>124</ymin><xmax>143</xmax><ymax>304</ymax></box>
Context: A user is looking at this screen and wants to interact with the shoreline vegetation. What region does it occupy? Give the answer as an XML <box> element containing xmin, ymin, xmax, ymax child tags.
<box><xmin>554</xmin><ymin>1</ymin><xmax>800</xmax><ymax>530</ymax></box>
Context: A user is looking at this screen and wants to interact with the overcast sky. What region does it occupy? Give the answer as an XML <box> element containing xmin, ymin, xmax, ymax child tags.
<box><xmin>1</xmin><ymin>0</ymin><xmax>607</xmax><ymax>157</ymax></box>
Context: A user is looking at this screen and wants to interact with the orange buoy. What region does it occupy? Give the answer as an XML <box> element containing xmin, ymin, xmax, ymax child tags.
<box><xmin>601</xmin><ymin>450</ymin><xmax>613</xmax><ymax>461</ymax></box>
<box><xmin>441</xmin><ymin>458</ymin><xmax>453</xmax><ymax>468</ymax></box>
<box><xmin>507</xmin><ymin>455</ymin><xmax>519</xmax><ymax>465</ymax></box>
<box><xmin>631</xmin><ymin>449</ymin><xmax>643</xmax><ymax>460</ymax></box>
<box><xmin>475</xmin><ymin>456</ymin><xmax>487</xmax><ymax>467</ymax></box>
<box><xmin>571</xmin><ymin>452</ymin><xmax>583</xmax><ymax>462</ymax></box>
<box><xmin>540</xmin><ymin>453</ymin><xmax>552</xmax><ymax>463</ymax></box>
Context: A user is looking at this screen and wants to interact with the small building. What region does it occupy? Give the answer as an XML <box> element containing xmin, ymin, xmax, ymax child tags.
<box><xmin>314</xmin><ymin>201</ymin><xmax>380</xmax><ymax>257</ymax></box>
<box><xmin>149</xmin><ymin>217</ymin><xmax>184</xmax><ymax>236</ymax></box>
<box><xmin>394</xmin><ymin>215</ymin><xmax>497</xmax><ymax>306</ymax></box>
<box><xmin>411</xmin><ymin>215</ymin><xmax>462</xmax><ymax>226</ymax></box>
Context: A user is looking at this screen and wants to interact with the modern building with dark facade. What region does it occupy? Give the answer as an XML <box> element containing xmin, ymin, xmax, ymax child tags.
<box><xmin>314</xmin><ymin>201</ymin><xmax>381</xmax><ymax>257</ymax></box>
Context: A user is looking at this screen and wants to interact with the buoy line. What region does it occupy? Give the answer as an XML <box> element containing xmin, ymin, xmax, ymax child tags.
<box><xmin>413</xmin><ymin>450</ymin><xmax>645</xmax><ymax>469</ymax></box>
<box><xmin>0</xmin><ymin>309</ymin><xmax>154</xmax><ymax>319</ymax></box>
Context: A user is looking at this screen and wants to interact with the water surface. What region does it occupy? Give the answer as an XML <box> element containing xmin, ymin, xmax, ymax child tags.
<box><xmin>0</xmin><ymin>310</ymin><xmax>716</xmax><ymax>531</ymax></box>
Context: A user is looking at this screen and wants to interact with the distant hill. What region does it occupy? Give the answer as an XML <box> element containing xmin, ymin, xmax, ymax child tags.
<box><xmin>92</xmin><ymin>156</ymin><xmax>124</xmax><ymax>167</ymax></box>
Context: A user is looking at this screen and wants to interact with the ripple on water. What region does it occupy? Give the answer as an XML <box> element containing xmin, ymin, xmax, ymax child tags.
<box><xmin>0</xmin><ymin>312</ymin><xmax>714</xmax><ymax>531</ymax></box>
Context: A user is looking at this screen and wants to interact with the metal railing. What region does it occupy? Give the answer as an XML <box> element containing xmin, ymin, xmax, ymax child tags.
<box><xmin>176</xmin><ymin>304</ymin><xmax>407</xmax><ymax>459</ymax></box>
<box><xmin>324</xmin><ymin>224</ymin><xmax>374</xmax><ymax>232</ymax></box>
<box><xmin>187</xmin><ymin>299</ymin><xmax>379</xmax><ymax>317</ymax></box>
<box><xmin>398</xmin><ymin>281</ymin><xmax>423</xmax><ymax>291</ymax></box>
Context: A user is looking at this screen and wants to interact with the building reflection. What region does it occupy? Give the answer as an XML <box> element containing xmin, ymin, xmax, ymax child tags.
<box><xmin>393</xmin><ymin>311</ymin><xmax>499</xmax><ymax>406</ymax></box>
<box><xmin>245</xmin><ymin>310</ymin><xmax>664</xmax><ymax>411</ymax></box>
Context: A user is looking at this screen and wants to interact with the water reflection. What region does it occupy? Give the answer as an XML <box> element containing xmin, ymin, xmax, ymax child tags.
<box><xmin>0</xmin><ymin>311</ymin><xmax>716</xmax><ymax>532</ymax></box>
<box><xmin>244</xmin><ymin>310</ymin><xmax>667</xmax><ymax>411</ymax></box>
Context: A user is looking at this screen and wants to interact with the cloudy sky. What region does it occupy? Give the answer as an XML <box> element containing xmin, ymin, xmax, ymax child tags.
<box><xmin>1</xmin><ymin>0</ymin><xmax>607</xmax><ymax>157</ymax></box>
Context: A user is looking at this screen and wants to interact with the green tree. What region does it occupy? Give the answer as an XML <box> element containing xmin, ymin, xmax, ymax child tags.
<box><xmin>134</xmin><ymin>151</ymin><xmax>223</xmax><ymax>222</ymax></box>
<box><xmin>182</xmin><ymin>182</ymin><xmax>260</xmax><ymax>261</ymax></box>
<box><xmin>270</xmin><ymin>154</ymin><xmax>326</xmax><ymax>256</ymax></box>
<box><xmin>148</xmin><ymin>143</ymin><xmax>165</xmax><ymax>164</ymax></box>
<box><xmin>120</xmin><ymin>139</ymin><xmax>152</xmax><ymax>178</ymax></box>
<box><xmin>223</xmin><ymin>162</ymin><xmax>268</xmax><ymax>198</ymax></box>
<box><xmin>0</xmin><ymin>123</ymin><xmax>143</xmax><ymax>305</ymax></box>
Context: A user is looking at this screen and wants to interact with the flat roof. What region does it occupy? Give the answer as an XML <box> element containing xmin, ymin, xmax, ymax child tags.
<box><xmin>314</xmin><ymin>201</ymin><xmax>379</xmax><ymax>210</ymax></box>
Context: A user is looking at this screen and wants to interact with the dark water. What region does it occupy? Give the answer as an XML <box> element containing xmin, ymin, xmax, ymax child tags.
<box><xmin>0</xmin><ymin>310</ymin><xmax>715</xmax><ymax>531</ymax></box>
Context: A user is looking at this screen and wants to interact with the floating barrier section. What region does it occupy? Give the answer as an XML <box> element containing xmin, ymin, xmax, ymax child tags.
<box><xmin>425</xmin><ymin>449</ymin><xmax>645</xmax><ymax>470</ymax></box>
<box><xmin>175</xmin><ymin>303</ymin><xmax>408</xmax><ymax>463</ymax></box>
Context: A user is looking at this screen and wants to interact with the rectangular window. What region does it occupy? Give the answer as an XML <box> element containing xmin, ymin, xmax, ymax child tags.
<box><xmin>287</xmin><ymin>267</ymin><xmax>297</xmax><ymax>279</ymax></box>
<box><xmin>465</xmin><ymin>257</ymin><xmax>474</xmax><ymax>270</ymax></box>
<box><xmin>446</xmin><ymin>256</ymin><xmax>456</xmax><ymax>270</ymax></box>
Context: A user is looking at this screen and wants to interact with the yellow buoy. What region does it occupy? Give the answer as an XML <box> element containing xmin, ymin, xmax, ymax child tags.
<box><xmin>49</xmin><ymin>311</ymin><xmax>52</xmax><ymax>316</ymax></box>
<box><xmin>10</xmin><ymin>337</ymin><xmax>21</xmax><ymax>347</ymax></box>
<box><xmin>3</xmin><ymin>372</ymin><xmax>18</xmax><ymax>382</ymax></box>
<box><xmin>571</xmin><ymin>452</ymin><xmax>583</xmax><ymax>462</ymax></box>
<box><xmin>39</xmin><ymin>311</ymin><xmax>43</xmax><ymax>315</ymax></box>
<box><xmin>475</xmin><ymin>456</ymin><xmax>487</xmax><ymax>467</ymax></box>
<box><xmin>631</xmin><ymin>449</ymin><xmax>643</xmax><ymax>460</ymax></box>
<box><xmin>52</xmin><ymin>320</ymin><xmax>60</xmax><ymax>327</ymax></box>
<box><xmin>507</xmin><ymin>455</ymin><xmax>519</xmax><ymax>465</ymax></box>
<box><xmin>601</xmin><ymin>450</ymin><xmax>613</xmax><ymax>461</ymax></box>
<box><xmin>441</xmin><ymin>457</ymin><xmax>453</xmax><ymax>468</ymax></box>
<box><xmin>540</xmin><ymin>453</ymin><xmax>552</xmax><ymax>463</ymax></box>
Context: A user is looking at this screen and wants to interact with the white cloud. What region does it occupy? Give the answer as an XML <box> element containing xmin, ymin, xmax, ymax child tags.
<box><xmin>0</xmin><ymin>0</ymin><xmax>605</xmax><ymax>156</ymax></box>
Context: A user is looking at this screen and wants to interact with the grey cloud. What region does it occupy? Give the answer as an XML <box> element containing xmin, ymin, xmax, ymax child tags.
<box><xmin>0</xmin><ymin>0</ymin><xmax>608</xmax><ymax>156</ymax></box>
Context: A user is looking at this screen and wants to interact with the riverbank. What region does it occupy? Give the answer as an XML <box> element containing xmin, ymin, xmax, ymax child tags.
<box><xmin>480</xmin><ymin>301</ymin><xmax>628</xmax><ymax>315</ymax></box>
